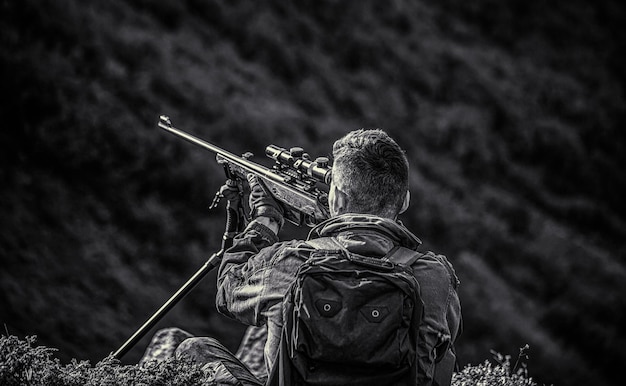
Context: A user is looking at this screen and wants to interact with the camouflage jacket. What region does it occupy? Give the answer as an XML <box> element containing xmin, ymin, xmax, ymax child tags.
<box><xmin>216</xmin><ymin>213</ymin><xmax>462</xmax><ymax>385</ymax></box>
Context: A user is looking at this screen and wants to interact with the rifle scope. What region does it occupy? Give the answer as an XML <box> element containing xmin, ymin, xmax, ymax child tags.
<box><xmin>265</xmin><ymin>145</ymin><xmax>332</xmax><ymax>185</ymax></box>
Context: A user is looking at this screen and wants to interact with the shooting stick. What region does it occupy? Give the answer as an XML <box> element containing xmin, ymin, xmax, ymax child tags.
<box><xmin>111</xmin><ymin>180</ymin><xmax>243</xmax><ymax>360</ymax></box>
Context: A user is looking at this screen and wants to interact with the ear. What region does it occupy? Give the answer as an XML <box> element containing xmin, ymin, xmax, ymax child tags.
<box><xmin>398</xmin><ymin>190</ymin><xmax>410</xmax><ymax>215</ymax></box>
<box><xmin>330</xmin><ymin>184</ymin><xmax>349</xmax><ymax>216</ymax></box>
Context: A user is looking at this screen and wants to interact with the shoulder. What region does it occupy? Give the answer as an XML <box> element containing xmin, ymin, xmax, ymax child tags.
<box><xmin>258</xmin><ymin>239</ymin><xmax>316</xmax><ymax>287</ymax></box>
<box><xmin>411</xmin><ymin>251</ymin><xmax>460</xmax><ymax>289</ymax></box>
<box><xmin>263</xmin><ymin>239</ymin><xmax>315</xmax><ymax>266</ymax></box>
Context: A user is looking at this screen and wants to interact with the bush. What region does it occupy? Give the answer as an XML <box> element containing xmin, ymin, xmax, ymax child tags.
<box><xmin>0</xmin><ymin>335</ymin><xmax>209</xmax><ymax>386</ymax></box>
<box><xmin>1</xmin><ymin>335</ymin><xmax>537</xmax><ymax>385</ymax></box>
<box><xmin>453</xmin><ymin>345</ymin><xmax>538</xmax><ymax>386</ymax></box>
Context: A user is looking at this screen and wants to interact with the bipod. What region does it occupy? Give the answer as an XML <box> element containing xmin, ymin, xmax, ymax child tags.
<box><xmin>111</xmin><ymin>178</ymin><xmax>246</xmax><ymax>360</ymax></box>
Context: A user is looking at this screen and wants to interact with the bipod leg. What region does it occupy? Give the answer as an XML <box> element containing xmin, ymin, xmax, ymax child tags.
<box><xmin>111</xmin><ymin>180</ymin><xmax>244</xmax><ymax>360</ymax></box>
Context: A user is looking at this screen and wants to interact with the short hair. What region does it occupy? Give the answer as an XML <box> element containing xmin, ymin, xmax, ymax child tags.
<box><xmin>332</xmin><ymin>129</ymin><xmax>409</xmax><ymax>217</ymax></box>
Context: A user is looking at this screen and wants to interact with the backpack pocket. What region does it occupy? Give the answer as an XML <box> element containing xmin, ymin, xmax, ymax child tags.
<box><xmin>291</xmin><ymin>263</ymin><xmax>418</xmax><ymax>369</ymax></box>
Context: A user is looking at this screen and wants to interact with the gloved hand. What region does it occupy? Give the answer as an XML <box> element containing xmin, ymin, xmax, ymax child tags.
<box><xmin>247</xmin><ymin>174</ymin><xmax>284</xmax><ymax>228</ymax></box>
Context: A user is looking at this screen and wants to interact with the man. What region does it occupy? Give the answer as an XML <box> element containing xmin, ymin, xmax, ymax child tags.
<box><xmin>141</xmin><ymin>129</ymin><xmax>462</xmax><ymax>385</ymax></box>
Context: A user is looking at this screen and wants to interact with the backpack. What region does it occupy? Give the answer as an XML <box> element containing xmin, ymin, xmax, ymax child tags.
<box><xmin>266</xmin><ymin>237</ymin><xmax>424</xmax><ymax>386</ymax></box>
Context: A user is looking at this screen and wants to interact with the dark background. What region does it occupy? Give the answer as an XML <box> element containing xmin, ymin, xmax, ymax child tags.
<box><xmin>1</xmin><ymin>1</ymin><xmax>625</xmax><ymax>385</ymax></box>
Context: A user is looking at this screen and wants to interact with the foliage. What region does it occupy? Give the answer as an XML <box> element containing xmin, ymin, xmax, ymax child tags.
<box><xmin>453</xmin><ymin>360</ymin><xmax>535</xmax><ymax>386</ymax></box>
<box><xmin>452</xmin><ymin>346</ymin><xmax>537</xmax><ymax>386</ymax></box>
<box><xmin>0</xmin><ymin>335</ymin><xmax>210</xmax><ymax>386</ymax></box>
<box><xmin>1</xmin><ymin>335</ymin><xmax>536</xmax><ymax>386</ymax></box>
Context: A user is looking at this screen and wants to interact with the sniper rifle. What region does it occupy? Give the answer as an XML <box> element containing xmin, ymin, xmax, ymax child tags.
<box><xmin>112</xmin><ymin>116</ymin><xmax>331</xmax><ymax>360</ymax></box>
<box><xmin>158</xmin><ymin>115</ymin><xmax>331</xmax><ymax>227</ymax></box>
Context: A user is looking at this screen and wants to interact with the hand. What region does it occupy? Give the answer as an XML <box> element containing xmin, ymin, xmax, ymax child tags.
<box><xmin>247</xmin><ymin>174</ymin><xmax>284</xmax><ymax>228</ymax></box>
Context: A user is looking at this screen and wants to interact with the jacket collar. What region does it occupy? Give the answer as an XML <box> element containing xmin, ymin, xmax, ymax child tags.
<box><xmin>307</xmin><ymin>213</ymin><xmax>422</xmax><ymax>253</ymax></box>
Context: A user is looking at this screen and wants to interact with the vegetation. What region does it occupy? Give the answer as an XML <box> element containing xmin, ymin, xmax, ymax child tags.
<box><xmin>0</xmin><ymin>335</ymin><xmax>208</xmax><ymax>386</ymax></box>
<box><xmin>1</xmin><ymin>335</ymin><xmax>535</xmax><ymax>386</ymax></box>
<box><xmin>454</xmin><ymin>346</ymin><xmax>537</xmax><ymax>386</ymax></box>
<box><xmin>1</xmin><ymin>1</ymin><xmax>624</xmax><ymax>385</ymax></box>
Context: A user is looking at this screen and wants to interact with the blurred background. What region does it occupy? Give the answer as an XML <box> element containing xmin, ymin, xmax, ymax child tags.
<box><xmin>1</xmin><ymin>1</ymin><xmax>625</xmax><ymax>385</ymax></box>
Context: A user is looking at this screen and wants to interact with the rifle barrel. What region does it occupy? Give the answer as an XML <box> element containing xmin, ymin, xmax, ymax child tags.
<box><xmin>157</xmin><ymin>115</ymin><xmax>271</xmax><ymax>178</ymax></box>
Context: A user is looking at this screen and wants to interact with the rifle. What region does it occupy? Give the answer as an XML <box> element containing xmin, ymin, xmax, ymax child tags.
<box><xmin>158</xmin><ymin>115</ymin><xmax>331</xmax><ymax>227</ymax></box>
<box><xmin>112</xmin><ymin>115</ymin><xmax>331</xmax><ymax>360</ymax></box>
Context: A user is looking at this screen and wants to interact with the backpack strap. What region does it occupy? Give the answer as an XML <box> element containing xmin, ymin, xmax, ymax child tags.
<box><xmin>384</xmin><ymin>246</ymin><xmax>422</xmax><ymax>267</ymax></box>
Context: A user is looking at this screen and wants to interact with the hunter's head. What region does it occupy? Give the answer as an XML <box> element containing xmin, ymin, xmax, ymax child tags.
<box><xmin>329</xmin><ymin>129</ymin><xmax>410</xmax><ymax>219</ymax></box>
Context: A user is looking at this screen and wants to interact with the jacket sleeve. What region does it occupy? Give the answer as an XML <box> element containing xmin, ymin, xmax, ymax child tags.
<box><xmin>215</xmin><ymin>220</ymin><xmax>286</xmax><ymax>326</ymax></box>
<box><xmin>414</xmin><ymin>252</ymin><xmax>462</xmax><ymax>386</ymax></box>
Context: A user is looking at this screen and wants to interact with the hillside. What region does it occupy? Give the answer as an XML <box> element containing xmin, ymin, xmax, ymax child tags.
<box><xmin>1</xmin><ymin>1</ymin><xmax>625</xmax><ymax>385</ymax></box>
